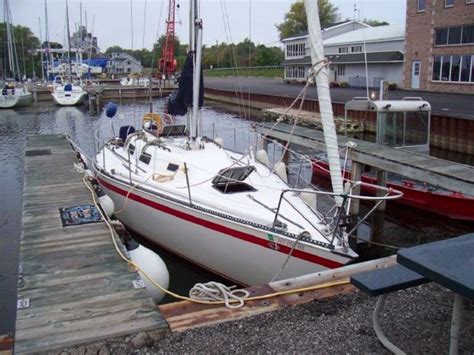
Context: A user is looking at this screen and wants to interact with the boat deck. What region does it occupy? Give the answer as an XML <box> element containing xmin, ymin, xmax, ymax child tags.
<box><xmin>15</xmin><ymin>134</ymin><xmax>167</xmax><ymax>354</ymax></box>
<box><xmin>256</xmin><ymin>122</ymin><xmax>474</xmax><ymax>196</ymax></box>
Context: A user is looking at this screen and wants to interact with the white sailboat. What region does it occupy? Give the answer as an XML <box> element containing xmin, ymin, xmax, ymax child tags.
<box><xmin>93</xmin><ymin>0</ymin><xmax>398</xmax><ymax>285</ymax></box>
<box><xmin>51</xmin><ymin>1</ymin><xmax>86</xmax><ymax>106</ymax></box>
<box><xmin>0</xmin><ymin>0</ymin><xmax>33</xmax><ymax>109</ymax></box>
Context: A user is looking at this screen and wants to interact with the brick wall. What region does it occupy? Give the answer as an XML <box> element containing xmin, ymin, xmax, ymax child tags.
<box><xmin>404</xmin><ymin>0</ymin><xmax>474</xmax><ymax>93</ymax></box>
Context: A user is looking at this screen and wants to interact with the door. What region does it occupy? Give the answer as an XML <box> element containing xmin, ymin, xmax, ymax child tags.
<box><xmin>411</xmin><ymin>61</ymin><xmax>421</xmax><ymax>89</ymax></box>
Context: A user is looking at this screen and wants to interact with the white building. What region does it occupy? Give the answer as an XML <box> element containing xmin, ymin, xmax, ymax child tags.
<box><xmin>106</xmin><ymin>52</ymin><xmax>143</xmax><ymax>74</ymax></box>
<box><xmin>282</xmin><ymin>22</ymin><xmax>405</xmax><ymax>88</ymax></box>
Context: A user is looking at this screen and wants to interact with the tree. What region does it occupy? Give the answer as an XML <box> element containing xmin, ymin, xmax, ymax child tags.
<box><xmin>0</xmin><ymin>23</ymin><xmax>41</xmax><ymax>79</ymax></box>
<box><xmin>363</xmin><ymin>19</ymin><xmax>389</xmax><ymax>27</ymax></box>
<box><xmin>105</xmin><ymin>45</ymin><xmax>123</xmax><ymax>54</ymax></box>
<box><xmin>276</xmin><ymin>0</ymin><xmax>338</xmax><ymax>39</ymax></box>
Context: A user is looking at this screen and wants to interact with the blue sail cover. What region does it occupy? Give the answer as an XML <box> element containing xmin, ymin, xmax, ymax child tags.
<box><xmin>167</xmin><ymin>51</ymin><xmax>204</xmax><ymax>116</ymax></box>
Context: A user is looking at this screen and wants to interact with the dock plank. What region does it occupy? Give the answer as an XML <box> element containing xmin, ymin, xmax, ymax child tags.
<box><xmin>15</xmin><ymin>134</ymin><xmax>167</xmax><ymax>354</ymax></box>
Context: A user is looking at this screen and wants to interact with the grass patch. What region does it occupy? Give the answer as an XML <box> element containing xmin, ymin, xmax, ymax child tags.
<box><xmin>204</xmin><ymin>67</ymin><xmax>283</xmax><ymax>78</ymax></box>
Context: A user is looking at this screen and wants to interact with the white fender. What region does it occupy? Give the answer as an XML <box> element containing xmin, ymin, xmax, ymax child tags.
<box><xmin>129</xmin><ymin>245</ymin><xmax>170</xmax><ymax>303</ymax></box>
<box><xmin>98</xmin><ymin>194</ymin><xmax>115</xmax><ymax>218</ymax></box>
<box><xmin>256</xmin><ymin>149</ymin><xmax>270</xmax><ymax>167</ymax></box>
<box><xmin>214</xmin><ymin>137</ymin><xmax>224</xmax><ymax>148</ymax></box>
<box><xmin>274</xmin><ymin>162</ymin><xmax>288</xmax><ymax>183</ymax></box>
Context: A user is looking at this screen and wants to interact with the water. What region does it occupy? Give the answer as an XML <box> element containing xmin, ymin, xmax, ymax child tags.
<box><xmin>1</xmin><ymin>100</ymin><xmax>473</xmax><ymax>335</ymax></box>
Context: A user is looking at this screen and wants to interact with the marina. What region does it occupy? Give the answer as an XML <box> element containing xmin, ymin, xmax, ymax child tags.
<box><xmin>1</xmin><ymin>0</ymin><xmax>473</xmax><ymax>353</ymax></box>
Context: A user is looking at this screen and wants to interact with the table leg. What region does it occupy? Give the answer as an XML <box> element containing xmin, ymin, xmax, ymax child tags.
<box><xmin>449</xmin><ymin>293</ymin><xmax>464</xmax><ymax>355</ymax></box>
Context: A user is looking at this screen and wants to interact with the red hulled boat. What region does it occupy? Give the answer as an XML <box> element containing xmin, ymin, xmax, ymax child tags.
<box><xmin>311</xmin><ymin>160</ymin><xmax>474</xmax><ymax>221</ymax></box>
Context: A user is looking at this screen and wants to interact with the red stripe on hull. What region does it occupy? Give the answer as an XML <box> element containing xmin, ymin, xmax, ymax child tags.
<box><xmin>98</xmin><ymin>176</ymin><xmax>344</xmax><ymax>269</ymax></box>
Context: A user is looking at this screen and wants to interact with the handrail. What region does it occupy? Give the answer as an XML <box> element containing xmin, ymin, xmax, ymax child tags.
<box><xmin>272</xmin><ymin>185</ymin><xmax>404</xmax><ymax>244</ymax></box>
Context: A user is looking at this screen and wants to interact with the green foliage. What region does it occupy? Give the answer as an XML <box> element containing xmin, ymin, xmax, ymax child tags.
<box><xmin>339</xmin><ymin>81</ymin><xmax>349</xmax><ymax>88</ymax></box>
<box><xmin>104</xmin><ymin>37</ymin><xmax>283</xmax><ymax>73</ymax></box>
<box><xmin>200</xmin><ymin>39</ymin><xmax>283</xmax><ymax>69</ymax></box>
<box><xmin>276</xmin><ymin>0</ymin><xmax>339</xmax><ymax>39</ymax></box>
<box><xmin>363</xmin><ymin>19</ymin><xmax>389</xmax><ymax>27</ymax></box>
<box><xmin>0</xmin><ymin>22</ymin><xmax>41</xmax><ymax>79</ymax></box>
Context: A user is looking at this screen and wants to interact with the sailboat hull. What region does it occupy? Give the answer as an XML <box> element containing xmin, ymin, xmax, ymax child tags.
<box><xmin>97</xmin><ymin>173</ymin><xmax>351</xmax><ymax>286</ymax></box>
<box><xmin>0</xmin><ymin>92</ymin><xmax>33</xmax><ymax>109</ymax></box>
<box><xmin>52</xmin><ymin>91</ymin><xmax>86</xmax><ymax>106</ymax></box>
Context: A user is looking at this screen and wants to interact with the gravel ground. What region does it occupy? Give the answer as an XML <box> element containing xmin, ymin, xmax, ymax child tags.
<box><xmin>60</xmin><ymin>283</ymin><xmax>473</xmax><ymax>354</ymax></box>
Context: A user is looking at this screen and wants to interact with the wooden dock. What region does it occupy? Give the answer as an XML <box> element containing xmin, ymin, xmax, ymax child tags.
<box><xmin>15</xmin><ymin>134</ymin><xmax>167</xmax><ymax>354</ymax></box>
<box><xmin>255</xmin><ymin>122</ymin><xmax>474</xmax><ymax>195</ymax></box>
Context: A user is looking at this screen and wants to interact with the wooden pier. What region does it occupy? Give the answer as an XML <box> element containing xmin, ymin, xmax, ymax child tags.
<box><xmin>255</xmin><ymin>122</ymin><xmax>474</xmax><ymax>196</ymax></box>
<box><xmin>15</xmin><ymin>134</ymin><xmax>167</xmax><ymax>354</ymax></box>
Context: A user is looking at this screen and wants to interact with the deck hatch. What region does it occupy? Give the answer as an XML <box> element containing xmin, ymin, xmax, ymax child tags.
<box><xmin>25</xmin><ymin>149</ymin><xmax>52</xmax><ymax>157</ymax></box>
<box><xmin>212</xmin><ymin>166</ymin><xmax>256</xmax><ymax>193</ymax></box>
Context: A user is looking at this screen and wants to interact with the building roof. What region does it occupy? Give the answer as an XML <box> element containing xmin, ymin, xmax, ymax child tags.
<box><xmin>323</xmin><ymin>24</ymin><xmax>405</xmax><ymax>45</ymax></box>
<box><xmin>282</xmin><ymin>51</ymin><xmax>404</xmax><ymax>65</ymax></box>
<box><xmin>281</xmin><ymin>20</ymin><xmax>368</xmax><ymax>42</ymax></box>
<box><xmin>327</xmin><ymin>51</ymin><xmax>404</xmax><ymax>63</ymax></box>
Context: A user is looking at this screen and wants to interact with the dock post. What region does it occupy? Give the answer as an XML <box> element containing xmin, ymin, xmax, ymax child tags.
<box><xmin>376</xmin><ymin>169</ymin><xmax>388</xmax><ymax>212</ymax></box>
<box><xmin>349</xmin><ymin>161</ymin><xmax>362</xmax><ymax>215</ymax></box>
<box><xmin>348</xmin><ymin>160</ymin><xmax>362</xmax><ymax>250</ymax></box>
<box><xmin>370</xmin><ymin>169</ymin><xmax>388</xmax><ymax>252</ymax></box>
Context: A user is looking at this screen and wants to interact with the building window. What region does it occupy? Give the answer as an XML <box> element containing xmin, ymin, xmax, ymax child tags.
<box><xmin>463</xmin><ymin>25</ymin><xmax>474</xmax><ymax>43</ymax></box>
<box><xmin>451</xmin><ymin>55</ymin><xmax>461</xmax><ymax>81</ymax></box>
<box><xmin>436</xmin><ymin>25</ymin><xmax>474</xmax><ymax>45</ymax></box>
<box><xmin>436</xmin><ymin>28</ymin><xmax>448</xmax><ymax>45</ymax></box>
<box><xmin>467</xmin><ymin>0</ymin><xmax>474</xmax><ymax>4</ymax></box>
<box><xmin>448</xmin><ymin>26</ymin><xmax>462</xmax><ymax>44</ymax></box>
<box><xmin>338</xmin><ymin>47</ymin><xmax>348</xmax><ymax>54</ymax></box>
<box><xmin>445</xmin><ymin>0</ymin><xmax>454</xmax><ymax>7</ymax></box>
<box><xmin>286</xmin><ymin>43</ymin><xmax>306</xmax><ymax>57</ymax></box>
<box><xmin>433</xmin><ymin>56</ymin><xmax>442</xmax><ymax>80</ymax></box>
<box><xmin>337</xmin><ymin>64</ymin><xmax>345</xmax><ymax>76</ymax></box>
<box><xmin>461</xmin><ymin>55</ymin><xmax>472</xmax><ymax>81</ymax></box>
<box><xmin>432</xmin><ymin>54</ymin><xmax>474</xmax><ymax>82</ymax></box>
<box><xmin>351</xmin><ymin>45</ymin><xmax>362</xmax><ymax>53</ymax></box>
<box><xmin>286</xmin><ymin>65</ymin><xmax>306</xmax><ymax>79</ymax></box>
<box><xmin>417</xmin><ymin>0</ymin><xmax>426</xmax><ymax>11</ymax></box>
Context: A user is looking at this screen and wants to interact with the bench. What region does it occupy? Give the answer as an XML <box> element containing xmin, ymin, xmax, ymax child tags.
<box><xmin>350</xmin><ymin>264</ymin><xmax>429</xmax><ymax>354</ymax></box>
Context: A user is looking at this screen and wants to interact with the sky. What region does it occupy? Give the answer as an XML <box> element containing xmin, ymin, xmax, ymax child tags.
<box><xmin>8</xmin><ymin>0</ymin><xmax>406</xmax><ymax>51</ymax></box>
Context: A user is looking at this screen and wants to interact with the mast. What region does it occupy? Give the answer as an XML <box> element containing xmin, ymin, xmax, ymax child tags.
<box><xmin>304</xmin><ymin>0</ymin><xmax>344</xmax><ymax>206</ymax></box>
<box><xmin>190</xmin><ymin>0</ymin><xmax>202</xmax><ymax>139</ymax></box>
<box><xmin>45</xmin><ymin>0</ymin><xmax>51</xmax><ymax>80</ymax></box>
<box><xmin>65</xmin><ymin>0</ymin><xmax>72</xmax><ymax>81</ymax></box>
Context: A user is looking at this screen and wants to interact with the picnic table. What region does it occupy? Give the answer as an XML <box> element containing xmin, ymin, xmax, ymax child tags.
<box><xmin>398</xmin><ymin>233</ymin><xmax>474</xmax><ymax>354</ymax></box>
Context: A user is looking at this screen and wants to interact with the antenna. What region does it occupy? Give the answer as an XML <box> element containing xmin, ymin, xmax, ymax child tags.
<box><xmin>359</xmin><ymin>0</ymin><xmax>369</xmax><ymax>98</ymax></box>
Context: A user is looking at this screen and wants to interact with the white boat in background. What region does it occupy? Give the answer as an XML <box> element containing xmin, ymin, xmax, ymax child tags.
<box><xmin>0</xmin><ymin>0</ymin><xmax>32</xmax><ymax>109</ymax></box>
<box><xmin>51</xmin><ymin>77</ymin><xmax>86</xmax><ymax>106</ymax></box>
<box><xmin>120</xmin><ymin>76</ymin><xmax>150</xmax><ymax>87</ymax></box>
<box><xmin>51</xmin><ymin>2</ymin><xmax>86</xmax><ymax>106</ymax></box>
<box><xmin>0</xmin><ymin>85</ymin><xmax>32</xmax><ymax>108</ymax></box>
<box><xmin>93</xmin><ymin>0</ymin><xmax>399</xmax><ymax>286</ymax></box>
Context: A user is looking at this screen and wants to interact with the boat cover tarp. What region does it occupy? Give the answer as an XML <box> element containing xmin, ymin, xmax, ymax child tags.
<box><xmin>167</xmin><ymin>51</ymin><xmax>204</xmax><ymax>116</ymax></box>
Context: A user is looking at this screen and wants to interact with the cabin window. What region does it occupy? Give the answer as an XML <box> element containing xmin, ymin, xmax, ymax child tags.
<box><xmin>212</xmin><ymin>166</ymin><xmax>256</xmax><ymax>193</ymax></box>
<box><xmin>160</xmin><ymin>124</ymin><xmax>187</xmax><ymax>137</ymax></box>
<box><xmin>128</xmin><ymin>144</ymin><xmax>135</xmax><ymax>155</ymax></box>
<box><xmin>139</xmin><ymin>152</ymin><xmax>152</xmax><ymax>165</ymax></box>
